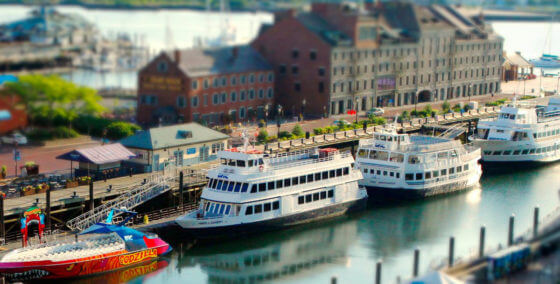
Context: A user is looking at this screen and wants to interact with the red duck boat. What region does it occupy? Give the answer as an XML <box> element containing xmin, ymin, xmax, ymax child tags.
<box><xmin>0</xmin><ymin>210</ymin><xmax>171</xmax><ymax>282</ymax></box>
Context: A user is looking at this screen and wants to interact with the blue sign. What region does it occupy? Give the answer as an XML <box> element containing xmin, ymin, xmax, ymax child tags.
<box><xmin>187</xmin><ymin>148</ymin><xmax>196</xmax><ymax>154</ymax></box>
<box><xmin>217</xmin><ymin>174</ymin><xmax>229</xmax><ymax>179</ymax></box>
<box><xmin>13</xmin><ymin>150</ymin><xmax>21</xmax><ymax>161</ymax></box>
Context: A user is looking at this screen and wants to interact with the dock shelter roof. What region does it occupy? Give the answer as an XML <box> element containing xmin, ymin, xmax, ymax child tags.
<box><xmin>56</xmin><ymin>143</ymin><xmax>136</xmax><ymax>165</ymax></box>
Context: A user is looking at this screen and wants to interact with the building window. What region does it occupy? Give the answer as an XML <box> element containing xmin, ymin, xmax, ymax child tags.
<box><xmin>213</xmin><ymin>78</ymin><xmax>220</xmax><ymax>88</ymax></box>
<box><xmin>294</xmin><ymin>83</ymin><xmax>301</xmax><ymax>92</ymax></box>
<box><xmin>310</xmin><ymin>50</ymin><xmax>317</xmax><ymax>60</ymax></box>
<box><xmin>279</xmin><ymin>65</ymin><xmax>286</xmax><ymax>75</ymax></box>
<box><xmin>249</xmin><ymin>74</ymin><xmax>255</xmax><ymax>84</ymax></box>
<box><xmin>292</xmin><ymin>65</ymin><xmax>299</xmax><ymax>75</ymax></box>
<box><xmin>203</xmin><ymin>94</ymin><xmax>208</xmax><ymax>106</ymax></box>
<box><xmin>213</xmin><ymin>93</ymin><xmax>219</xmax><ymax>105</ymax></box>
<box><xmin>191</xmin><ymin>80</ymin><xmax>198</xmax><ymax>90</ymax></box>
<box><xmin>258</xmin><ymin>89</ymin><xmax>264</xmax><ymax>99</ymax></box>
<box><xmin>221</xmin><ymin>93</ymin><xmax>227</xmax><ymax>104</ymax></box>
<box><xmin>259</xmin><ymin>74</ymin><xmax>265</xmax><ymax>83</ymax></box>
<box><xmin>268</xmin><ymin>72</ymin><xmax>274</xmax><ymax>82</ymax></box>
<box><xmin>292</xmin><ymin>49</ymin><xmax>299</xmax><ymax>58</ymax></box>
<box><xmin>239</xmin><ymin>107</ymin><xmax>246</xmax><ymax>119</ymax></box>
<box><xmin>221</xmin><ymin>76</ymin><xmax>227</xmax><ymax>87</ymax></box>
<box><xmin>318</xmin><ymin>67</ymin><xmax>325</xmax><ymax>77</ymax></box>
<box><xmin>267</xmin><ymin>88</ymin><xmax>273</xmax><ymax>99</ymax></box>
<box><xmin>230</xmin><ymin>91</ymin><xmax>237</xmax><ymax>102</ymax></box>
<box><xmin>240</xmin><ymin>75</ymin><xmax>246</xmax><ymax>84</ymax></box>
<box><xmin>191</xmin><ymin>96</ymin><xmax>199</xmax><ymax>107</ymax></box>
<box><xmin>240</xmin><ymin>90</ymin><xmax>246</xmax><ymax>101</ymax></box>
<box><xmin>177</xmin><ymin>96</ymin><xmax>186</xmax><ymax>108</ymax></box>
<box><xmin>230</xmin><ymin>76</ymin><xmax>237</xmax><ymax>86</ymax></box>
<box><xmin>156</xmin><ymin>61</ymin><xmax>168</xmax><ymax>73</ymax></box>
<box><xmin>318</xmin><ymin>82</ymin><xmax>324</xmax><ymax>93</ymax></box>
<box><xmin>249</xmin><ymin>89</ymin><xmax>255</xmax><ymax>100</ymax></box>
<box><xmin>203</xmin><ymin>79</ymin><xmax>209</xmax><ymax>89</ymax></box>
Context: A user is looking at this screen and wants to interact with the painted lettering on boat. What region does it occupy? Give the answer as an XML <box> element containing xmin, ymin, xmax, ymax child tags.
<box><xmin>118</xmin><ymin>249</ymin><xmax>157</xmax><ymax>265</ymax></box>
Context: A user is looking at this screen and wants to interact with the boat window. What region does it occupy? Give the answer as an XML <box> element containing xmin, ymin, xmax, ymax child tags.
<box><xmin>433</xmin><ymin>171</ymin><xmax>439</xmax><ymax>177</ymax></box>
<box><xmin>537</xmin><ymin>148</ymin><xmax>542</xmax><ymax>154</ymax></box>
<box><xmin>217</xmin><ymin>180</ymin><xmax>223</xmax><ymax>190</ymax></box>
<box><xmin>273</xmin><ymin>201</ymin><xmax>279</xmax><ymax>210</ymax></box>
<box><xmin>313</xmin><ymin>172</ymin><xmax>320</xmax><ymax>181</ymax></box>
<box><xmin>307</xmin><ymin>174</ymin><xmax>314</xmax><ymax>182</ymax></box>
<box><xmin>503</xmin><ymin>150</ymin><xmax>511</xmax><ymax>155</ymax></box>
<box><xmin>449</xmin><ymin>167</ymin><xmax>455</xmax><ymax>174</ymax></box>
<box><xmin>456</xmin><ymin>166</ymin><xmax>462</xmax><ymax>173</ymax></box>
<box><xmin>329</xmin><ymin>170</ymin><xmax>335</xmax><ymax>178</ymax></box>
<box><xmin>496</xmin><ymin>129</ymin><xmax>504</xmax><ymax>133</ymax></box>
<box><xmin>548</xmin><ymin>146</ymin><xmax>553</xmax><ymax>151</ymax></box>
<box><xmin>358</xmin><ymin>149</ymin><xmax>368</xmax><ymax>158</ymax></box>
<box><xmin>441</xmin><ymin>169</ymin><xmax>447</xmax><ymax>175</ymax></box>
<box><xmin>483</xmin><ymin>151</ymin><xmax>492</xmax><ymax>155</ymax></box>
<box><xmin>221</xmin><ymin>181</ymin><xmax>229</xmax><ymax>191</ymax></box>
<box><xmin>209</xmin><ymin>179</ymin><xmax>216</xmax><ymax>188</ymax></box>
<box><xmin>305</xmin><ymin>195</ymin><xmax>312</xmax><ymax>203</ymax></box>
<box><xmin>529</xmin><ymin>149</ymin><xmax>536</xmax><ymax>154</ymax></box>
<box><xmin>228</xmin><ymin>182</ymin><xmax>235</xmax><ymax>192</ymax></box>
<box><xmin>246</xmin><ymin>206</ymin><xmax>253</xmax><ymax>215</ymax></box>
<box><xmin>204</xmin><ymin>202</ymin><xmax>210</xmax><ymax>211</ymax></box>
<box><xmin>313</xmin><ymin>193</ymin><xmax>320</xmax><ymax>201</ymax></box>
<box><xmin>336</xmin><ymin>169</ymin><xmax>342</xmax><ymax>176</ymax></box>
<box><xmin>425</xmin><ymin>172</ymin><xmax>431</xmax><ymax>179</ymax></box>
<box><xmin>464</xmin><ymin>164</ymin><xmax>469</xmax><ymax>171</ymax></box>
<box><xmin>383</xmin><ymin>171</ymin><xmax>387</xmax><ymax>176</ymax></box>
<box><xmin>228</xmin><ymin>159</ymin><xmax>236</xmax><ymax>166</ymax></box>
<box><xmin>321</xmin><ymin>191</ymin><xmax>327</xmax><ymax>199</ymax></box>
<box><xmin>408</xmin><ymin>155</ymin><xmax>421</xmax><ymax>164</ymax></box>
<box><xmin>380</xmin><ymin>135</ymin><xmax>387</xmax><ymax>141</ymax></box>
<box><xmin>225</xmin><ymin>205</ymin><xmax>231</xmax><ymax>215</ymax></box>
<box><xmin>376</xmin><ymin>170</ymin><xmax>381</xmax><ymax>175</ymax></box>
<box><xmin>268</xmin><ymin>181</ymin><xmax>275</xmax><ymax>190</ymax></box>
<box><xmin>390</xmin><ymin>172</ymin><xmax>394</xmax><ymax>177</ymax></box>
<box><xmin>221</xmin><ymin>158</ymin><xmax>227</xmax><ymax>165</ymax></box>
<box><xmin>250</xmin><ymin>184</ymin><xmax>257</xmax><ymax>193</ymax></box>
<box><xmin>258</xmin><ymin>159</ymin><xmax>264</xmax><ymax>165</ymax></box>
<box><xmin>298</xmin><ymin>196</ymin><xmax>304</xmax><ymax>204</ymax></box>
<box><xmin>292</xmin><ymin>177</ymin><xmax>299</xmax><ymax>185</ymax></box>
<box><xmin>258</xmin><ymin>183</ymin><xmax>266</xmax><ymax>192</ymax></box>
<box><xmin>533</xmin><ymin>133</ymin><xmax>537</xmax><ymax>138</ymax></box>
<box><xmin>254</xmin><ymin>204</ymin><xmax>262</xmax><ymax>213</ymax></box>
<box><xmin>390</xmin><ymin>153</ymin><xmax>405</xmax><ymax>163</ymax></box>
<box><xmin>206</xmin><ymin>179</ymin><xmax>212</xmax><ymax>188</ymax></box>
<box><xmin>241</xmin><ymin>183</ymin><xmax>249</xmax><ymax>192</ymax></box>
<box><xmin>234</xmin><ymin>183</ymin><xmax>241</xmax><ymax>192</ymax></box>
<box><xmin>437</xmin><ymin>152</ymin><xmax>449</xmax><ymax>159</ymax></box>
<box><xmin>322</xmin><ymin>171</ymin><xmax>328</xmax><ymax>179</ymax></box>
<box><xmin>521</xmin><ymin>149</ymin><xmax>529</xmax><ymax>155</ymax></box>
<box><xmin>369</xmin><ymin>150</ymin><xmax>378</xmax><ymax>159</ymax></box>
<box><xmin>343</xmin><ymin>167</ymin><xmax>349</xmax><ymax>175</ymax></box>
<box><xmin>415</xmin><ymin>173</ymin><xmax>423</xmax><ymax>180</ymax></box>
<box><xmin>236</xmin><ymin>160</ymin><xmax>246</xmax><ymax>167</ymax></box>
<box><xmin>450</xmin><ymin>150</ymin><xmax>458</xmax><ymax>158</ymax></box>
<box><xmin>328</xmin><ymin>190</ymin><xmax>334</xmax><ymax>198</ymax></box>
<box><xmin>248</xmin><ymin>160</ymin><xmax>254</xmax><ymax>167</ymax></box>
<box><xmin>264</xmin><ymin>203</ymin><xmax>271</xmax><ymax>212</ymax></box>
<box><xmin>377</xmin><ymin>151</ymin><xmax>390</xmax><ymax>161</ymax></box>
<box><xmin>492</xmin><ymin>151</ymin><xmax>502</xmax><ymax>155</ymax></box>
<box><xmin>276</xmin><ymin>180</ymin><xmax>283</xmax><ymax>189</ymax></box>
<box><xmin>300</xmin><ymin>175</ymin><xmax>307</xmax><ymax>184</ymax></box>
<box><xmin>218</xmin><ymin>204</ymin><xmax>225</xmax><ymax>215</ymax></box>
<box><xmin>284</xmin><ymin>178</ymin><xmax>291</xmax><ymax>187</ymax></box>
<box><xmin>213</xmin><ymin>204</ymin><xmax>220</xmax><ymax>214</ymax></box>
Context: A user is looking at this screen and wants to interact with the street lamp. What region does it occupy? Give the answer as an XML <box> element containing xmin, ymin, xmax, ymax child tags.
<box><xmin>301</xmin><ymin>98</ymin><xmax>306</xmax><ymax>122</ymax></box>
<box><xmin>264</xmin><ymin>104</ymin><xmax>269</xmax><ymax>126</ymax></box>
<box><xmin>323</xmin><ymin>105</ymin><xmax>327</xmax><ymax>119</ymax></box>
<box><xmin>276</xmin><ymin>104</ymin><xmax>282</xmax><ymax>135</ymax></box>
<box><xmin>468</xmin><ymin>83</ymin><xmax>472</xmax><ymax>103</ymax></box>
<box><xmin>355</xmin><ymin>97</ymin><xmax>359</xmax><ymax>123</ymax></box>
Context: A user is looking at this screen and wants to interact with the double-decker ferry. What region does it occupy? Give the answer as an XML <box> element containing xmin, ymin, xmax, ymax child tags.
<box><xmin>175</xmin><ymin>145</ymin><xmax>367</xmax><ymax>239</ymax></box>
<box><xmin>471</xmin><ymin>97</ymin><xmax>560</xmax><ymax>165</ymax></box>
<box><xmin>355</xmin><ymin>129</ymin><xmax>482</xmax><ymax>200</ymax></box>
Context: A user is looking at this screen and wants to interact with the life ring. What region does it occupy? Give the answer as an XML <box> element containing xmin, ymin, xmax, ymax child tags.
<box><xmin>259</xmin><ymin>165</ymin><xmax>264</xmax><ymax>172</ymax></box>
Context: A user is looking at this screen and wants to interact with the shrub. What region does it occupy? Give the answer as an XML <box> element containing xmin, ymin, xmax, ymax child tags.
<box><xmin>257</xmin><ymin>119</ymin><xmax>266</xmax><ymax>127</ymax></box>
<box><xmin>278</xmin><ymin>131</ymin><xmax>293</xmax><ymax>140</ymax></box>
<box><xmin>369</xmin><ymin>117</ymin><xmax>386</xmax><ymax>125</ymax></box>
<box><xmin>73</xmin><ymin>115</ymin><xmax>112</xmax><ymax>137</ymax></box>
<box><xmin>292</xmin><ymin>124</ymin><xmax>304</xmax><ymax>137</ymax></box>
<box><xmin>442</xmin><ymin>101</ymin><xmax>450</xmax><ymax>113</ymax></box>
<box><xmin>257</xmin><ymin>129</ymin><xmax>268</xmax><ymax>143</ymax></box>
<box><xmin>106</xmin><ymin>121</ymin><xmax>141</xmax><ymax>140</ymax></box>
<box><xmin>52</xmin><ymin>126</ymin><xmax>79</xmax><ymax>139</ymax></box>
<box><xmin>313</xmin><ymin>128</ymin><xmax>325</xmax><ymax>135</ymax></box>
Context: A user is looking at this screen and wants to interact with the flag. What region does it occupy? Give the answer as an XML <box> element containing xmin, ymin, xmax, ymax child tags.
<box><xmin>347</xmin><ymin>110</ymin><xmax>356</xmax><ymax>115</ymax></box>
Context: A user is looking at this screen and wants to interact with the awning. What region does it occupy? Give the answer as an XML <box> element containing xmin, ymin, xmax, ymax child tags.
<box><xmin>56</xmin><ymin>143</ymin><xmax>136</xmax><ymax>165</ymax></box>
<box><xmin>0</xmin><ymin>110</ymin><xmax>11</xmax><ymax>121</ymax></box>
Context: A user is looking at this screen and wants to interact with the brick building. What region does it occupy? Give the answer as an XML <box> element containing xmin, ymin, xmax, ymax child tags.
<box><xmin>137</xmin><ymin>45</ymin><xmax>274</xmax><ymax>126</ymax></box>
<box><xmin>252</xmin><ymin>2</ymin><xmax>504</xmax><ymax>117</ymax></box>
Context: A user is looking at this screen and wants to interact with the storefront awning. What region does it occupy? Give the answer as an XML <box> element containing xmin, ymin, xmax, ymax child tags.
<box><xmin>56</xmin><ymin>143</ymin><xmax>136</xmax><ymax>165</ymax></box>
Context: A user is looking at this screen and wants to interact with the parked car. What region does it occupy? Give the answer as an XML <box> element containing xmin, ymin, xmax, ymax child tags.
<box><xmin>1</xmin><ymin>132</ymin><xmax>28</xmax><ymax>145</ymax></box>
<box><xmin>366</xmin><ymin>107</ymin><xmax>385</xmax><ymax>116</ymax></box>
<box><xmin>332</xmin><ymin>119</ymin><xmax>352</xmax><ymax>127</ymax></box>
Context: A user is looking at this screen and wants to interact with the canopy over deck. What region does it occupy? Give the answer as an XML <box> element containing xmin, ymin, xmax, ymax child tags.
<box><xmin>56</xmin><ymin>143</ymin><xmax>136</xmax><ymax>165</ymax></box>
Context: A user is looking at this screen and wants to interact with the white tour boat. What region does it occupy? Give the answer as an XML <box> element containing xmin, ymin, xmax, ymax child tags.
<box><xmin>356</xmin><ymin>129</ymin><xmax>482</xmax><ymax>200</ymax></box>
<box><xmin>175</xmin><ymin>144</ymin><xmax>367</xmax><ymax>238</ymax></box>
<box><xmin>471</xmin><ymin>97</ymin><xmax>560</xmax><ymax>165</ymax></box>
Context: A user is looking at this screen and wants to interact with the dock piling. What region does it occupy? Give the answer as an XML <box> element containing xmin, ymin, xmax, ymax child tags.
<box><xmin>508</xmin><ymin>214</ymin><xmax>515</xmax><ymax>246</ymax></box>
<box><xmin>533</xmin><ymin>206</ymin><xmax>539</xmax><ymax>238</ymax></box>
<box><xmin>179</xmin><ymin>171</ymin><xmax>184</xmax><ymax>211</ymax></box>
<box><xmin>375</xmin><ymin>261</ymin><xmax>382</xmax><ymax>284</ymax></box>
<box><xmin>46</xmin><ymin>185</ymin><xmax>51</xmax><ymax>232</ymax></box>
<box><xmin>448</xmin><ymin>236</ymin><xmax>455</xmax><ymax>267</ymax></box>
<box><xmin>89</xmin><ymin>181</ymin><xmax>94</xmax><ymax>212</ymax></box>
<box><xmin>479</xmin><ymin>226</ymin><xmax>486</xmax><ymax>258</ymax></box>
<box><xmin>413</xmin><ymin>248</ymin><xmax>419</xmax><ymax>277</ymax></box>
<box><xmin>0</xmin><ymin>194</ymin><xmax>4</xmax><ymax>243</ymax></box>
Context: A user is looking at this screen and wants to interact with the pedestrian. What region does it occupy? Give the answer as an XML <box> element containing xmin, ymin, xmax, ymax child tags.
<box><xmin>491</xmin><ymin>92</ymin><xmax>494</xmax><ymax>97</ymax></box>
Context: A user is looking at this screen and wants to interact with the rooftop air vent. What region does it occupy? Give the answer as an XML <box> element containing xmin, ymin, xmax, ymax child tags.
<box><xmin>178</xmin><ymin>130</ymin><xmax>193</xmax><ymax>138</ymax></box>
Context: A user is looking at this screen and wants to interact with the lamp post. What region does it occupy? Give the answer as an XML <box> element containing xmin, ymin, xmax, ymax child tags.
<box><xmin>301</xmin><ymin>98</ymin><xmax>306</xmax><ymax>122</ymax></box>
<box><xmin>323</xmin><ymin>105</ymin><xmax>327</xmax><ymax>119</ymax></box>
<box><xmin>264</xmin><ymin>104</ymin><xmax>269</xmax><ymax>127</ymax></box>
<box><xmin>468</xmin><ymin>83</ymin><xmax>472</xmax><ymax>103</ymax></box>
<box><xmin>355</xmin><ymin>97</ymin><xmax>359</xmax><ymax>124</ymax></box>
<box><xmin>276</xmin><ymin>104</ymin><xmax>282</xmax><ymax>136</ymax></box>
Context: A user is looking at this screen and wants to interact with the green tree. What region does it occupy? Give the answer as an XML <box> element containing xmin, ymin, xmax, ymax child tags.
<box><xmin>442</xmin><ymin>101</ymin><xmax>450</xmax><ymax>113</ymax></box>
<box><xmin>257</xmin><ymin>129</ymin><xmax>268</xmax><ymax>143</ymax></box>
<box><xmin>106</xmin><ymin>121</ymin><xmax>141</xmax><ymax>140</ymax></box>
<box><xmin>4</xmin><ymin>74</ymin><xmax>105</xmax><ymax>127</ymax></box>
<box><xmin>292</xmin><ymin>124</ymin><xmax>304</xmax><ymax>137</ymax></box>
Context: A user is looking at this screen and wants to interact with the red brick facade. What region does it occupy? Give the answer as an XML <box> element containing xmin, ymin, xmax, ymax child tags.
<box><xmin>252</xmin><ymin>15</ymin><xmax>332</xmax><ymax>117</ymax></box>
<box><xmin>137</xmin><ymin>52</ymin><xmax>274</xmax><ymax>126</ymax></box>
<box><xmin>0</xmin><ymin>95</ymin><xmax>27</xmax><ymax>135</ymax></box>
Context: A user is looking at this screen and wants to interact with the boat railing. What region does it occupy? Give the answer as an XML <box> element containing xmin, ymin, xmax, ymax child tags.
<box><xmin>268</xmin><ymin>151</ymin><xmax>352</xmax><ymax>171</ymax></box>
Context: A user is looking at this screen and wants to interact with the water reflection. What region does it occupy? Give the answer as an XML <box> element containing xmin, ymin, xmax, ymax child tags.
<box><xmin>175</xmin><ymin>220</ymin><xmax>358</xmax><ymax>283</ymax></box>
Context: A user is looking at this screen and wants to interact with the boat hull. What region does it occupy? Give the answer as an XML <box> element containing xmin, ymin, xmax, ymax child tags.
<box><xmin>178</xmin><ymin>198</ymin><xmax>367</xmax><ymax>239</ymax></box>
<box><xmin>0</xmin><ymin>245</ymin><xmax>170</xmax><ymax>281</ymax></box>
<box><xmin>364</xmin><ymin>182</ymin><xmax>478</xmax><ymax>201</ymax></box>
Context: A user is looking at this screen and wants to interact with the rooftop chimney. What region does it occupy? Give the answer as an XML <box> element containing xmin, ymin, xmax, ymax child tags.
<box><xmin>174</xmin><ymin>50</ymin><xmax>181</xmax><ymax>63</ymax></box>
